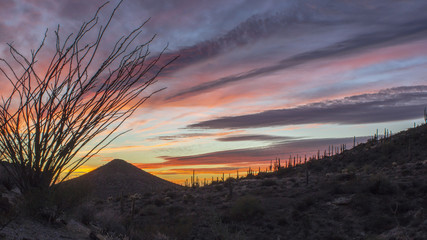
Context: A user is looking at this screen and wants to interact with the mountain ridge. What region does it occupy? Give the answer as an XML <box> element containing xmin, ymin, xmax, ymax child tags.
<box><xmin>64</xmin><ymin>159</ymin><xmax>180</xmax><ymax>199</ymax></box>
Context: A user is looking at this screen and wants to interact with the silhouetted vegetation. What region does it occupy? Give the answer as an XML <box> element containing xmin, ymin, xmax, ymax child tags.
<box><xmin>0</xmin><ymin>0</ymin><xmax>176</xmax><ymax>194</ymax></box>
<box><xmin>1</xmin><ymin>120</ymin><xmax>426</xmax><ymax>239</ymax></box>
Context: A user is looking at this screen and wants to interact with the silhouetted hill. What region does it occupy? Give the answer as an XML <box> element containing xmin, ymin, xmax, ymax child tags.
<box><xmin>64</xmin><ymin>159</ymin><xmax>180</xmax><ymax>199</ymax></box>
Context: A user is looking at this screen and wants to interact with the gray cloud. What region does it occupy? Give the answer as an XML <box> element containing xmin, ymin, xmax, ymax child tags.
<box><xmin>216</xmin><ymin>134</ymin><xmax>297</xmax><ymax>142</ymax></box>
<box><xmin>158</xmin><ymin>136</ymin><xmax>370</xmax><ymax>166</ymax></box>
<box><xmin>168</xmin><ymin>20</ymin><xmax>427</xmax><ymax>100</ymax></box>
<box><xmin>151</xmin><ymin>133</ymin><xmax>216</xmax><ymax>141</ymax></box>
<box><xmin>188</xmin><ymin>85</ymin><xmax>427</xmax><ymax>129</ymax></box>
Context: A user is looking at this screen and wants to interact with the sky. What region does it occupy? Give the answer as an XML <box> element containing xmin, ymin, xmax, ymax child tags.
<box><xmin>1</xmin><ymin>0</ymin><xmax>427</xmax><ymax>184</ymax></box>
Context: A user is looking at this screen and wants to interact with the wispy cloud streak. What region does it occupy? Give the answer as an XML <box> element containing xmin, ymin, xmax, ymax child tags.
<box><xmin>168</xmin><ymin>21</ymin><xmax>427</xmax><ymax>100</ymax></box>
<box><xmin>188</xmin><ymin>86</ymin><xmax>427</xmax><ymax>129</ymax></box>
<box><xmin>139</xmin><ymin>136</ymin><xmax>369</xmax><ymax>169</ymax></box>
<box><xmin>216</xmin><ymin>134</ymin><xmax>297</xmax><ymax>142</ymax></box>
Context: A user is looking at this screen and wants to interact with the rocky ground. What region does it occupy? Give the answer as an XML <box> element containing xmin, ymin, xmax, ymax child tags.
<box><xmin>1</xmin><ymin>124</ymin><xmax>427</xmax><ymax>240</ymax></box>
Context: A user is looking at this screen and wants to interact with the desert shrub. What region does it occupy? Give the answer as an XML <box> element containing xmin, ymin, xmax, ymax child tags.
<box><xmin>214</xmin><ymin>184</ymin><xmax>224</xmax><ymax>192</ymax></box>
<box><xmin>381</xmin><ymin>142</ymin><xmax>395</xmax><ymax>156</ymax></box>
<box><xmin>335</xmin><ymin>172</ymin><xmax>356</xmax><ymax>181</ymax></box>
<box><xmin>52</xmin><ymin>183</ymin><xmax>92</xmax><ymax>212</ymax></box>
<box><xmin>277</xmin><ymin>216</ymin><xmax>288</xmax><ymax>226</ymax></box>
<box><xmin>230</xmin><ymin>195</ymin><xmax>264</xmax><ymax>221</ymax></box>
<box><xmin>19</xmin><ymin>182</ymin><xmax>92</xmax><ymax>222</ymax></box>
<box><xmin>0</xmin><ymin>196</ymin><xmax>12</xmax><ymax>215</ymax></box>
<box><xmin>166</xmin><ymin>215</ymin><xmax>193</xmax><ymax>239</ymax></box>
<box><xmin>225</xmin><ymin>177</ymin><xmax>236</xmax><ymax>183</ymax></box>
<box><xmin>95</xmin><ymin>209</ymin><xmax>126</xmax><ymax>234</ymax></box>
<box><xmin>367</xmin><ymin>174</ymin><xmax>398</xmax><ymax>195</ymax></box>
<box><xmin>0</xmin><ymin>177</ymin><xmax>14</xmax><ymax>191</ymax></box>
<box><xmin>141</xmin><ymin>204</ymin><xmax>159</xmax><ymax>216</ymax></box>
<box><xmin>401</xmin><ymin>168</ymin><xmax>413</xmax><ymax>176</ymax></box>
<box><xmin>306</xmin><ymin>160</ymin><xmax>324</xmax><ymax>173</ymax></box>
<box><xmin>183</xmin><ymin>193</ymin><xmax>195</xmax><ymax>204</ymax></box>
<box><xmin>261</xmin><ymin>179</ymin><xmax>277</xmax><ymax>186</ymax></box>
<box><xmin>295</xmin><ymin>195</ymin><xmax>316</xmax><ymax>211</ymax></box>
<box><xmin>21</xmin><ymin>188</ymin><xmax>55</xmax><ymax>220</ymax></box>
<box><xmin>152</xmin><ymin>232</ymin><xmax>172</xmax><ymax>240</ymax></box>
<box><xmin>290</xmin><ymin>208</ymin><xmax>301</xmax><ymax>221</ymax></box>
<box><xmin>351</xmin><ymin>193</ymin><xmax>374</xmax><ymax>215</ymax></box>
<box><xmin>328</xmin><ymin>178</ymin><xmax>363</xmax><ymax>195</ymax></box>
<box><xmin>139</xmin><ymin>215</ymin><xmax>193</xmax><ymax>240</ymax></box>
<box><xmin>77</xmin><ymin>204</ymin><xmax>96</xmax><ymax>225</ymax></box>
<box><xmin>167</xmin><ymin>204</ymin><xmax>184</xmax><ymax>216</ymax></box>
<box><xmin>361</xmin><ymin>164</ymin><xmax>374</xmax><ymax>174</ymax></box>
<box><xmin>276</xmin><ymin>167</ymin><xmax>296</xmax><ymax>177</ymax></box>
<box><xmin>210</xmin><ymin>216</ymin><xmax>246</xmax><ymax>240</ymax></box>
<box><xmin>419</xmin><ymin>181</ymin><xmax>427</xmax><ymax>194</ymax></box>
<box><xmin>245</xmin><ymin>173</ymin><xmax>255</xmax><ymax>179</ymax></box>
<box><xmin>143</xmin><ymin>192</ymin><xmax>153</xmax><ymax>198</ymax></box>
<box><xmin>256</xmin><ymin>172</ymin><xmax>270</xmax><ymax>179</ymax></box>
<box><xmin>166</xmin><ymin>191</ymin><xmax>177</xmax><ymax>199</ymax></box>
<box><xmin>363</xmin><ymin>214</ymin><xmax>394</xmax><ymax>233</ymax></box>
<box><xmin>154</xmin><ymin>197</ymin><xmax>166</xmax><ymax>207</ymax></box>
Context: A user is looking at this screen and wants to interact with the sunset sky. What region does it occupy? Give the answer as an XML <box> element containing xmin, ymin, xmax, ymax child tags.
<box><xmin>1</xmin><ymin>0</ymin><xmax>427</xmax><ymax>184</ymax></box>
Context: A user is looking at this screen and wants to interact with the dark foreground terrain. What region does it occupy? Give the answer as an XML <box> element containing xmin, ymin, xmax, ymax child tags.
<box><xmin>1</xmin><ymin>124</ymin><xmax>427</xmax><ymax>239</ymax></box>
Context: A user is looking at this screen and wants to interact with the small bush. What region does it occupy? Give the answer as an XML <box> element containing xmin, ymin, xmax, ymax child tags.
<box><xmin>166</xmin><ymin>191</ymin><xmax>177</xmax><ymax>199</ymax></box>
<box><xmin>261</xmin><ymin>179</ymin><xmax>277</xmax><ymax>186</ymax></box>
<box><xmin>367</xmin><ymin>175</ymin><xmax>397</xmax><ymax>195</ymax></box>
<box><xmin>141</xmin><ymin>204</ymin><xmax>158</xmax><ymax>216</ymax></box>
<box><xmin>295</xmin><ymin>195</ymin><xmax>316</xmax><ymax>211</ymax></box>
<box><xmin>230</xmin><ymin>195</ymin><xmax>264</xmax><ymax>221</ymax></box>
<box><xmin>306</xmin><ymin>160</ymin><xmax>324</xmax><ymax>173</ymax></box>
<box><xmin>214</xmin><ymin>184</ymin><xmax>224</xmax><ymax>192</ymax></box>
<box><xmin>21</xmin><ymin>188</ymin><xmax>54</xmax><ymax>220</ymax></box>
<box><xmin>351</xmin><ymin>193</ymin><xmax>374</xmax><ymax>215</ymax></box>
<box><xmin>277</xmin><ymin>167</ymin><xmax>295</xmax><ymax>177</ymax></box>
<box><xmin>167</xmin><ymin>204</ymin><xmax>184</xmax><ymax>216</ymax></box>
<box><xmin>0</xmin><ymin>196</ymin><xmax>12</xmax><ymax>215</ymax></box>
<box><xmin>277</xmin><ymin>216</ymin><xmax>288</xmax><ymax>226</ymax></box>
<box><xmin>154</xmin><ymin>198</ymin><xmax>165</xmax><ymax>207</ymax></box>
<box><xmin>211</xmin><ymin>217</ymin><xmax>247</xmax><ymax>240</ymax></box>
<box><xmin>0</xmin><ymin>177</ymin><xmax>14</xmax><ymax>191</ymax></box>
<box><xmin>95</xmin><ymin>209</ymin><xmax>126</xmax><ymax>234</ymax></box>
<box><xmin>20</xmin><ymin>182</ymin><xmax>92</xmax><ymax>222</ymax></box>
<box><xmin>143</xmin><ymin>192</ymin><xmax>153</xmax><ymax>198</ymax></box>
<box><xmin>363</xmin><ymin>214</ymin><xmax>395</xmax><ymax>233</ymax></box>
<box><xmin>77</xmin><ymin>204</ymin><xmax>95</xmax><ymax>225</ymax></box>
<box><xmin>256</xmin><ymin>172</ymin><xmax>270</xmax><ymax>179</ymax></box>
<box><xmin>182</xmin><ymin>194</ymin><xmax>195</xmax><ymax>204</ymax></box>
<box><xmin>53</xmin><ymin>183</ymin><xmax>92</xmax><ymax>212</ymax></box>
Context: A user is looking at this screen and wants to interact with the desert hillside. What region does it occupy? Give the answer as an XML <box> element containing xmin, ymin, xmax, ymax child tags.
<box><xmin>1</xmin><ymin>125</ymin><xmax>427</xmax><ymax>240</ymax></box>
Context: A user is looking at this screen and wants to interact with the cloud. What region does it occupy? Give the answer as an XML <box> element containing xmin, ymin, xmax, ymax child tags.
<box><xmin>154</xmin><ymin>133</ymin><xmax>214</xmax><ymax>141</ymax></box>
<box><xmin>216</xmin><ymin>134</ymin><xmax>296</xmax><ymax>142</ymax></box>
<box><xmin>139</xmin><ymin>136</ymin><xmax>369</xmax><ymax>169</ymax></box>
<box><xmin>188</xmin><ymin>85</ymin><xmax>427</xmax><ymax>129</ymax></box>
<box><xmin>168</xmin><ymin>20</ymin><xmax>427</xmax><ymax>100</ymax></box>
<box><xmin>150</xmin><ymin>130</ymin><xmax>244</xmax><ymax>141</ymax></box>
<box><xmin>144</xmin><ymin>167</ymin><xmax>241</xmax><ymax>176</ymax></box>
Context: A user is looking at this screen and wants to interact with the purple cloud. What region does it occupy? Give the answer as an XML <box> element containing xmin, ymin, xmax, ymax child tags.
<box><xmin>188</xmin><ymin>86</ymin><xmax>427</xmax><ymax>129</ymax></box>
<box><xmin>216</xmin><ymin>134</ymin><xmax>297</xmax><ymax>142</ymax></box>
<box><xmin>167</xmin><ymin>20</ymin><xmax>427</xmax><ymax>100</ymax></box>
<box><xmin>156</xmin><ymin>136</ymin><xmax>370</xmax><ymax>167</ymax></box>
